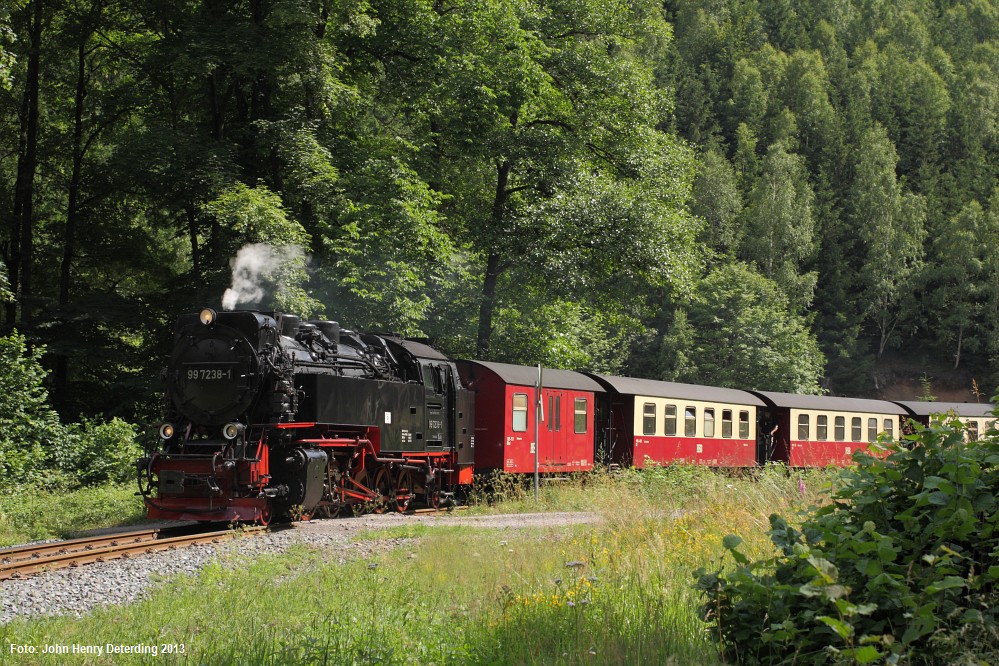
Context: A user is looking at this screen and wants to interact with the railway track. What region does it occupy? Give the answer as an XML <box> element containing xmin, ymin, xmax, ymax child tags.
<box><xmin>0</xmin><ymin>505</ymin><xmax>459</xmax><ymax>581</ymax></box>
<box><xmin>0</xmin><ymin>526</ymin><xmax>268</xmax><ymax>581</ymax></box>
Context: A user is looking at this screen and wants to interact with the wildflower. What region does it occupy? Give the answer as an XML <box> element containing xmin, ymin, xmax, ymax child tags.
<box><xmin>554</xmin><ymin>578</ymin><xmax>562</xmax><ymax>585</ymax></box>
<box><xmin>565</xmin><ymin>560</ymin><xmax>584</xmax><ymax>568</ymax></box>
<box><xmin>368</xmin><ymin>562</ymin><xmax>378</xmax><ymax>570</ymax></box>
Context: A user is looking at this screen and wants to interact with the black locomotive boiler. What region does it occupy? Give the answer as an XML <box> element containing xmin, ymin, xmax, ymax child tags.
<box><xmin>139</xmin><ymin>308</ymin><xmax>475</xmax><ymax>524</ymax></box>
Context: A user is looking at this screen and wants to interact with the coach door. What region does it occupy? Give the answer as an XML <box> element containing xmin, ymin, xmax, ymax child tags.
<box><xmin>540</xmin><ymin>389</ymin><xmax>567</xmax><ymax>468</ymax></box>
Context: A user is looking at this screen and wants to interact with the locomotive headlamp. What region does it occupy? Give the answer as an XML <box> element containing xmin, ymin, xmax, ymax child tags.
<box><xmin>159</xmin><ymin>423</ymin><xmax>176</xmax><ymax>440</ymax></box>
<box><xmin>199</xmin><ymin>308</ymin><xmax>217</xmax><ymax>326</ymax></box>
<box><xmin>222</xmin><ymin>422</ymin><xmax>244</xmax><ymax>440</ymax></box>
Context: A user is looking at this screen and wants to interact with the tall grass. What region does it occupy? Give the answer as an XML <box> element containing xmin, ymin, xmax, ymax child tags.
<box><xmin>0</xmin><ymin>465</ymin><xmax>837</xmax><ymax>664</ymax></box>
<box><xmin>0</xmin><ymin>483</ymin><xmax>147</xmax><ymax>546</ymax></box>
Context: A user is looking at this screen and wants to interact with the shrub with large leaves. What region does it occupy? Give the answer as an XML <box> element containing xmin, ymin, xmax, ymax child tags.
<box><xmin>696</xmin><ymin>410</ymin><xmax>999</xmax><ymax>665</ymax></box>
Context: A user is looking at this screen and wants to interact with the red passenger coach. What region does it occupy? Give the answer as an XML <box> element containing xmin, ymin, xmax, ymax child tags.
<box><xmin>455</xmin><ymin>361</ymin><xmax>603</xmax><ymax>474</ymax></box>
<box><xmin>752</xmin><ymin>391</ymin><xmax>904</xmax><ymax>466</ymax></box>
<box><xmin>589</xmin><ymin>375</ymin><xmax>763</xmax><ymax>467</ymax></box>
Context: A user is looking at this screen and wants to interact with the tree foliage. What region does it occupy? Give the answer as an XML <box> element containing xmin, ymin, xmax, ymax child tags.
<box><xmin>1</xmin><ymin>0</ymin><xmax>999</xmax><ymax>437</ymax></box>
<box><xmin>659</xmin><ymin>264</ymin><xmax>825</xmax><ymax>394</ymax></box>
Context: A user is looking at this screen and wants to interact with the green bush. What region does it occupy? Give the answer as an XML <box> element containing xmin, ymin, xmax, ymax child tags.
<box><xmin>696</xmin><ymin>411</ymin><xmax>999</xmax><ymax>665</ymax></box>
<box><xmin>0</xmin><ymin>333</ymin><xmax>142</xmax><ymax>489</ymax></box>
<box><xmin>0</xmin><ymin>333</ymin><xmax>68</xmax><ymax>484</ymax></box>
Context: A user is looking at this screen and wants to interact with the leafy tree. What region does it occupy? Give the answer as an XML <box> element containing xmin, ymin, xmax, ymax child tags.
<box><xmin>692</xmin><ymin>147</ymin><xmax>743</xmax><ymax>259</ymax></box>
<box><xmin>924</xmin><ymin>201</ymin><xmax>990</xmax><ymax>369</ymax></box>
<box><xmin>739</xmin><ymin>140</ymin><xmax>818</xmax><ymax>311</ymax></box>
<box><xmin>851</xmin><ymin>124</ymin><xmax>926</xmax><ymax>357</ymax></box>
<box><xmin>660</xmin><ymin>263</ymin><xmax>825</xmax><ymax>394</ymax></box>
<box><xmin>380</xmin><ymin>0</ymin><xmax>701</xmax><ymax>358</ymax></box>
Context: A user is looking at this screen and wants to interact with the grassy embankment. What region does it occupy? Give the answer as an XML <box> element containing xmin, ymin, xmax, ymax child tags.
<box><xmin>0</xmin><ymin>483</ymin><xmax>147</xmax><ymax>547</ymax></box>
<box><xmin>0</xmin><ymin>466</ymin><xmax>836</xmax><ymax>664</ymax></box>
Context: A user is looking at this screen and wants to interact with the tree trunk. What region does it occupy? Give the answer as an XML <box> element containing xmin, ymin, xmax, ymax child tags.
<box><xmin>54</xmin><ymin>32</ymin><xmax>89</xmax><ymax>409</ymax></box>
<box><xmin>953</xmin><ymin>323</ymin><xmax>963</xmax><ymax>370</ymax></box>
<box><xmin>8</xmin><ymin>0</ymin><xmax>44</xmax><ymax>329</ymax></box>
<box><xmin>475</xmin><ymin>160</ymin><xmax>511</xmax><ymax>358</ymax></box>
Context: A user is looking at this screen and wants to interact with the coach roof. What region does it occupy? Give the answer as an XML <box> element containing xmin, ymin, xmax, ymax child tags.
<box><xmin>458</xmin><ymin>360</ymin><xmax>604</xmax><ymax>392</ymax></box>
<box><xmin>894</xmin><ymin>401</ymin><xmax>995</xmax><ymax>418</ymax></box>
<box><xmin>753</xmin><ymin>391</ymin><xmax>905</xmax><ymax>414</ymax></box>
<box><xmin>589</xmin><ymin>374</ymin><xmax>764</xmax><ymax>406</ymax></box>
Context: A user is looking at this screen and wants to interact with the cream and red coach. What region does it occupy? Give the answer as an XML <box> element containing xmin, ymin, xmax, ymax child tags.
<box><xmin>588</xmin><ymin>375</ymin><xmax>763</xmax><ymax>467</ymax></box>
<box><xmin>455</xmin><ymin>360</ymin><xmax>603</xmax><ymax>474</ymax></box>
<box><xmin>894</xmin><ymin>401</ymin><xmax>997</xmax><ymax>440</ymax></box>
<box><xmin>751</xmin><ymin>391</ymin><xmax>904</xmax><ymax>466</ymax></box>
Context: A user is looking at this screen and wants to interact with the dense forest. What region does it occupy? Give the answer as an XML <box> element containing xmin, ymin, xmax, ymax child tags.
<box><xmin>1</xmin><ymin>0</ymin><xmax>997</xmax><ymax>434</ymax></box>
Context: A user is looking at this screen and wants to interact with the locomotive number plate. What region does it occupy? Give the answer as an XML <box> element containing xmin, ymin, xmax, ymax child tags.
<box><xmin>184</xmin><ymin>364</ymin><xmax>238</xmax><ymax>381</ymax></box>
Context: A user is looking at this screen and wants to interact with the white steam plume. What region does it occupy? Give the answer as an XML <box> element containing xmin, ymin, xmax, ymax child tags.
<box><xmin>222</xmin><ymin>243</ymin><xmax>307</xmax><ymax>310</ymax></box>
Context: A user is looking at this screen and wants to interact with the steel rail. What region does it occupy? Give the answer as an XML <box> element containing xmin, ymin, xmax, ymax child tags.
<box><xmin>0</xmin><ymin>526</ymin><xmax>267</xmax><ymax>580</ymax></box>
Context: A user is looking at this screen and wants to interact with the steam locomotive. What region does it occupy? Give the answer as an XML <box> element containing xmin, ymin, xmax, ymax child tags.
<box><xmin>140</xmin><ymin>308</ymin><xmax>996</xmax><ymax>524</ymax></box>
<box><xmin>138</xmin><ymin>308</ymin><xmax>474</xmax><ymax>524</ymax></box>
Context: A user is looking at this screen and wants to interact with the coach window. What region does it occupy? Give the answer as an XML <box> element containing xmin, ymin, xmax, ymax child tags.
<box><xmin>555</xmin><ymin>396</ymin><xmax>562</xmax><ymax>432</ymax></box>
<box><xmin>868</xmin><ymin>418</ymin><xmax>878</xmax><ymax>442</ymax></box>
<box><xmin>547</xmin><ymin>396</ymin><xmax>554</xmax><ymax>431</ymax></box>
<box><xmin>851</xmin><ymin>417</ymin><xmax>862</xmax><ymax>442</ymax></box>
<box><xmin>643</xmin><ymin>403</ymin><xmax>657</xmax><ymax>435</ymax></box>
<box><xmin>835</xmin><ymin>416</ymin><xmax>845</xmax><ymax>441</ymax></box>
<box><xmin>797</xmin><ymin>414</ymin><xmax>809</xmax><ymax>440</ymax></box>
<box><xmin>722</xmin><ymin>410</ymin><xmax>733</xmax><ymax>438</ymax></box>
<box><xmin>704</xmin><ymin>409</ymin><xmax>715</xmax><ymax>437</ymax></box>
<box><xmin>968</xmin><ymin>421</ymin><xmax>979</xmax><ymax>441</ymax></box>
<box><xmin>685</xmin><ymin>407</ymin><xmax>697</xmax><ymax>437</ymax></box>
<box><xmin>512</xmin><ymin>393</ymin><xmax>528</xmax><ymax>432</ymax></box>
<box><xmin>817</xmin><ymin>415</ymin><xmax>828</xmax><ymax>440</ymax></box>
<box><xmin>574</xmin><ymin>398</ymin><xmax>587</xmax><ymax>434</ymax></box>
<box><xmin>884</xmin><ymin>418</ymin><xmax>894</xmax><ymax>438</ymax></box>
<box><xmin>665</xmin><ymin>404</ymin><xmax>677</xmax><ymax>436</ymax></box>
<box><xmin>739</xmin><ymin>411</ymin><xmax>750</xmax><ymax>438</ymax></box>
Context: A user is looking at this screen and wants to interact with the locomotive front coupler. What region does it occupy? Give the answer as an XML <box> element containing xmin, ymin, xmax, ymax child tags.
<box><xmin>262</xmin><ymin>484</ymin><xmax>289</xmax><ymax>498</ymax></box>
